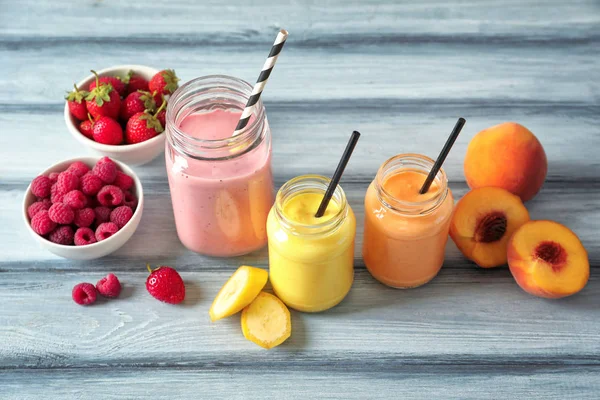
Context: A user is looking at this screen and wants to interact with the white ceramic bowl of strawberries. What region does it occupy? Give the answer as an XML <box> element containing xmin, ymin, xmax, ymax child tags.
<box><xmin>23</xmin><ymin>156</ymin><xmax>144</xmax><ymax>260</ymax></box>
<box><xmin>64</xmin><ymin>65</ymin><xmax>180</xmax><ymax>166</ymax></box>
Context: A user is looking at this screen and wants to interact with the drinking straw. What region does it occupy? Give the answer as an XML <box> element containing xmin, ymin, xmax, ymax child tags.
<box><xmin>233</xmin><ymin>29</ymin><xmax>289</xmax><ymax>136</ymax></box>
<box><xmin>419</xmin><ymin>117</ymin><xmax>466</xmax><ymax>194</ymax></box>
<box><xmin>315</xmin><ymin>131</ymin><xmax>361</xmax><ymax>218</ymax></box>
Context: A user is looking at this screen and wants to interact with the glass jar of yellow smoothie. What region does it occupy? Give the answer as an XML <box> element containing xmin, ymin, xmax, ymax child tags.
<box><xmin>267</xmin><ymin>175</ymin><xmax>356</xmax><ymax>312</ymax></box>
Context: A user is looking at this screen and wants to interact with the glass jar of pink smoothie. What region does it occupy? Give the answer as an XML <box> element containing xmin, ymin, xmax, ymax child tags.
<box><xmin>165</xmin><ymin>75</ymin><xmax>274</xmax><ymax>257</ymax></box>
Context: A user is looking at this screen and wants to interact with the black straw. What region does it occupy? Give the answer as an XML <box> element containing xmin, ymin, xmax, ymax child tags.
<box><xmin>315</xmin><ymin>131</ymin><xmax>361</xmax><ymax>218</ymax></box>
<box><xmin>419</xmin><ymin>117</ymin><xmax>466</xmax><ymax>194</ymax></box>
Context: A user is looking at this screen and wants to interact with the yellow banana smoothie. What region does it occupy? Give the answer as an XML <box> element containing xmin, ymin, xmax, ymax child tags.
<box><xmin>267</xmin><ymin>175</ymin><xmax>356</xmax><ymax>313</ymax></box>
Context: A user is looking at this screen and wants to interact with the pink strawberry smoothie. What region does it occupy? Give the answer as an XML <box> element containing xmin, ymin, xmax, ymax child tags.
<box><xmin>166</xmin><ymin>109</ymin><xmax>273</xmax><ymax>257</ymax></box>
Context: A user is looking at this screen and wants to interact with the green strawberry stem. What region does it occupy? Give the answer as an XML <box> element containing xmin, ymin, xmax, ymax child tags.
<box><xmin>154</xmin><ymin>96</ymin><xmax>167</xmax><ymax>116</ymax></box>
<box><xmin>91</xmin><ymin>70</ymin><xmax>100</xmax><ymax>88</ymax></box>
<box><xmin>146</xmin><ymin>263</ymin><xmax>153</xmax><ymax>274</ymax></box>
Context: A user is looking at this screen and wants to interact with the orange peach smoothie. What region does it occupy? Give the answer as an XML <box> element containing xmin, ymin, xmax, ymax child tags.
<box><xmin>363</xmin><ymin>167</ymin><xmax>454</xmax><ymax>288</ymax></box>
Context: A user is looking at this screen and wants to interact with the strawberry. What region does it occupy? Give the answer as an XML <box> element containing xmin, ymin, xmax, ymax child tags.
<box><xmin>65</xmin><ymin>84</ymin><xmax>90</xmax><ymax>120</ymax></box>
<box><xmin>157</xmin><ymin>109</ymin><xmax>166</xmax><ymax>128</ymax></box>
<box><xmin>92</xmin><ymin>116</ymin><xmax>123</xmax><ymax>145</ymax></box>
<box><xmin>89</xmin><ymin>75</ymin><xmax>127</xmax><ymax>97</ymax></box>
<box><xmin>145</xmin><ymin>264</ymin><xmax>185</xmax><ymax>304</ymax></box>
<box><xmin>149</xmin><ymin>69</ymin><xmax>179</xmax><ymax>96</ymax></box>
<box><xmin>123</xmin><ymin>70</ymin><xmax>149</xmax><ymax>95</ymax></box>
<box><xmin>85</xmin><ymin>70</ymin><xmax>122</xmax><ymax>119</ymax></box>
<box><xmin>79</xmin><ymin>113</ymin><xmax>95</xmax><ymax>139</ymax></box>
<box><xmin>120</xmin><ymin>90</ymin><xmax>156</xmax><ymax>121</ymax></box>
<box><xmin>125</xmin><ymin>100</ymin><xmax>166</xmax><ymax>144</ymax></box>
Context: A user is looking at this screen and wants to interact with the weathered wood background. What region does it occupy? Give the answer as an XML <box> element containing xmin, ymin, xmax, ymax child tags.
<box><xmin>1</xmin><ymin>1</ymin><xmax>599</xmax><ymax>398</ymax></box>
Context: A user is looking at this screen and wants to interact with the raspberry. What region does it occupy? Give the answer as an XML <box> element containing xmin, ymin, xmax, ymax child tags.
<box><xmin>94</xmin><ymin>206</ymin><xmax>112</xmax><ymax>224</ymax></box>
<box><xmin>31</xmin><ymin>210</ymin><xmax>56</xmax><ymax>235</ymax></box>
<box><xmin>67</xmin><ymin>161</ymin><xmax>90</xmax><ymax>177</ymax></box>
<box><xmin>48</xmin><ymin>203</ymin><xmax>74</xmax><ymax>224</ymax></box>
<box><xmin>113</xmin><ymin>170</ymin><xmax>134</xmax><ymax>191</ymax></box>
<box><xmin>95</xmin><ymin>222</ymin><xmax>119</xmax><ymax>241</ymax></box>
<box><xmin>49</xmin><ymin>172</ymin><xmax>59</xmax><ymax>182</ymax></box>
<box><xmin>28</xmin><ymin>201</ymin><xmax>50</xmax><ymax>219</ymax></box>
<box><xmin>80</xmin><ymin>172</ymin><xmax>103</xmax><ymax>196</ymax></box>
<box><xmin>110</xmin><ymin>205</ymin><xmax>133</xmax><ymax>228</ymax></box>
<box><xmin>74</xmin><ymin>207</ymin><xmax>95</xmax><ymax>228</ymax></box>
<box><xmin>50</xmin><ymin>184</ymin><xmax>65</xmax><ymax>203</ymax></box>
<box><xmin>31</xmin><ymin>175</ymin><xmax>52</xmax><ymax>198</ymax></box>
<box><xmin>96</xmin><ymin>273</ymin><xmax>122</xmax><ymax>298</ymax></box>
<box><xmin>97</xmin><ymin>185</ymin><xmax>123</xmax><ymax>207</ymax></box>
<box><xmin>123</xmin><ymin>191</ymin><xmax>138</xmax><ymax>209</ymax></box>
<box><xmin>62</xmin><ymin>190</ymin><xmax>87</xmax><ymax>209</ymax></box>
<box><xmin>93</xmin><ymin>157</ymin><xmax>117</xmax><ymax>183</ymax></box>
<box><xmin>56</xmin><ymin>171</ymin><xmax>80</xmax><ymax>194</ymax></box>
<box><xmin>48</xmin><ymin>225</ymin><xmax>74</xmax><ymax>245</ymax></box>
<box><xmin>87</xmin><ymin>195</ymin><xmax>99</xmax><ymax>208</ymax></box>
<box><xmin>74</xmin><ymin>227</ymin><xmax>97</xmax><ymax>246</ymax></box>
<box><xmin>72</xmin><ymin>283</ymin><xmax>97</xmax><ymax>305</ymax></box>
<box><xmin>41</xmin><ymin>198</ymin><xmax>53</xmax><ymax>207</ymax></box>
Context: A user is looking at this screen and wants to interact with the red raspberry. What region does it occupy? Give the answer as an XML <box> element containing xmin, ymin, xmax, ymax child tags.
<box><xmin>41</xmin><ymin>198</ymin><xmax>53</xmax><ymax>207</ymax></box>
<box><xmin>62</xmin><ymin>190</ymin><xmax>87</xmax><ymax>209</ymax></box>
<box><xmin>74</xmin><ymin>227</ymin><xmax>97</xmax><ymax>246</ymax></box>
<box><xmin>94</xmin><ymin>206</ymin><xmax>112</xmax><ymax>224</ymax></box>
<box><xmin>48</xmin><ymin>203</ymin><xmax>74</xmax><ymax>224</ymax></box>
<box><xmin>80</xmin><ymin>172</ymin><xmax>103</xmax><ymax>196</ymax></box>
<box><xmin>74</xmin><ymin>207</ymin><xmax>95</xmax><ymax>228</ymax></box>
<box><xmin>93</xmin><ymin>157</ymin><xmax>117</xmax><ymax>183</ymax></box>
<box><xmin>48</xmin><ymin>225</ymin><xmax>74</xmax><ymax>245</ymax></box>
<box><xmin>72</xmin><ymin>283</ymin><xmax>97</xmax><ymax>305</ymax></box>
<box><xmin>50</xmin><ymin>184</ymin><xmax>64</xmax><ymax>203</ymax></box>
<box><xmin>113</xmin><ymin>170</ymin><xmax>134</xmax><ymax>191</ymax></box>
<box><xmin>28</xmin><ymin>201</ymin><xmax>50</xmax><ymax>219</ymax></box>
<box><xmin>67</xmin><ymin>161</ymin><xmax>90</xmax><ymax>177</ymax></box>
<box><xmin>123</xmin><ymin>191</ymin><xmax>138</xmax><ymax>209</ymax></box>
<box><xmin>97</xmin><ymin>185</ymin><xmax>123</xmax><ymax>207</ymax></box>
<box><xmin>87</xmin><ymin>195</ymin><xmax>99</xmax><ymax>208</ymax></box>
<box><xmin>56</xmin><ymin>171</ymin><xmax>80</xmax><ymax>194</ymax></box>
<box><xmin>95</xmin><ymin>222</ymin><xmax>119</xmax><ymax>241</ymax></box>
<box><xmin>31</xmin><ymin>175</ymin><xmax>52</xmax><ymax>198</ymax></box>
<box><xmin>110</xmin><ymin>206</ymin><xmax>133</xmax><ymax>228</ymax></box>
<box><xmin>49</xmin><ymin>172</ymin><xmax>59</xmax><ymax>183</ymax></box>
<box><xmin>31</xmin><ymin>210</ymin><xmax>57</xmax><ymax>235</ymax></box>
<box><xmin>96</xmin><ymin>273</ymin><xmax>122</xmax><ymax>298</ymax></box>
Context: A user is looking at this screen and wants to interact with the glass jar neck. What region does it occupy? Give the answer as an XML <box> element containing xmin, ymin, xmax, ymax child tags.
<box><xmin>374</xmin><ymin>154</ymin><xmax>449</xmax><ymax>215</ymax></box>
<box><xmin>274</xmin><ymin>175</ymin><xmax>348</xmax><ymax>236</ymax></box>
<box><xmin>166</xmin><ymin>75</ymin><xmax>266</xmax><ymax>161</ymax></box>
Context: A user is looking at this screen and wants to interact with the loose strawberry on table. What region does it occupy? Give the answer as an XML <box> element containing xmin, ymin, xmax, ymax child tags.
<box><xmin>86</xmin><ymin>71</ymin><xmax>121</xmax><ymax>119</ymax></box>
<box><xmin>66</xmin><ymin>84</ymin><xmax>90</xmax><ymax>121</ymax></box>
<box><xmin>146</xmin><ymin>264</ymin><xmax>185</xmax><ymax>304</ymax></box>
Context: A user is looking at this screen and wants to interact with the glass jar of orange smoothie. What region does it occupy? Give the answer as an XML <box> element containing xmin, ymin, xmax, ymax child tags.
<box><xmin>267</xmin><ymin>175</ymin><xmax>356</xmax><ymax>312</ymax></box>
<box><xmin>363</xmin><ymin>154</ymin><xmax>454</xmax><ymax>288</ymax></box>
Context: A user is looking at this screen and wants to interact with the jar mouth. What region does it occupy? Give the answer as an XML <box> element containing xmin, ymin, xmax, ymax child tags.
<box><xmin>166</xmin><ymin>75</ymin><xmax>266</xmax><ymax>160</ymax></box>
<box><xmin>375</xmin><ymin>153</ymin><xmax>449</xmax><ymax>215</ymax></box>
<box><xmin>275</xmin><ymin>174</ymin><xmax>348</xmax><ymax>235</ymax></box>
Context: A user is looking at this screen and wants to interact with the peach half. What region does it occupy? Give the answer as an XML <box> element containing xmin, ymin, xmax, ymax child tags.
<box><xmin>464</xmin><ymin>122</ymin><xmax>547</xmax><ymax>202</ymax></box>
<box><xmin>508</xmin><ymin>220</ymin><xmax>589</xmax><ymax>299</ymax></box>
<box><xmin>450</xmin><ymin>187</ymin><xmax>530</xmax><ymax>268</ymax></box>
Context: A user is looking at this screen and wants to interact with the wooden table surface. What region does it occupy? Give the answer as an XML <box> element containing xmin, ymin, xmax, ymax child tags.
<box><xmin>2</xmin><ymin>1</ymin><xmax>599</xmax><ymax>398</ymax></box>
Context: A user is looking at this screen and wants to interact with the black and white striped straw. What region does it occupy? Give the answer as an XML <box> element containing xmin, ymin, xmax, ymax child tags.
<box><xmin>233</xmin><ymin>29</ymin><xmax>288</xmax><ymax>136</ymax></box>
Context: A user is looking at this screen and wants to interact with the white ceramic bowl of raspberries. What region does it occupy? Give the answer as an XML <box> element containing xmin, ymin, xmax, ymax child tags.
<box><xmin>23</xmin><ymin>156</ymin><xmax>144</xmax><ymax>260</ymax></box>
<box><xmin>64</xmin><ymin>65</ymin><xmax>180</xmax><ymax>166</ymax></box>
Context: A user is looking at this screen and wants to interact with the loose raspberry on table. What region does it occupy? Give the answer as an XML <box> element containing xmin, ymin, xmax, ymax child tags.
<box><xmin>95</xmin><ymin>222</ymin><xmax>119</xmax><ymax>241</ymax></box>
<box><xmin>74</xmin><ymin>207</ymin><xmax>95</xmax><ymax>228</ymax></box>
<box><xmin>72</xmin><ymin>283</ymin><xmax>97</xmax><ymax>305</ymax></box>
<box><xmin>67</xmin><ymin>161</ymin><xmax>91</xmax><ymax>177</ymax></box>
<box><xmin>74</xmin><ymin>227</ymin><xmax>97</xmax><ymax>246</ymax></box>
<box><xmin>123</xmin><ymin>191</ymin><xmax>138</xmax><ymax>209</ymax></box>
<box><xmin>96</xmin><ymin>273</ymin><xmax>122</xmax><ymax>298</ymax></box>
<box><xmin>48</xmin><ymin>225</ymin><xmax>75</xmax><ymax>245</ymax></box>
<box><xmin>80</xmin><ymin>172</ymin><xmax>103</xmax><ymax>196</ymax></box>
<box><xmin>94</xmin><ymin>206</ymin><xmax>112</xmax><ymax>224</ymax></box>
<box><xmin>113</xmin><ymin>170</ymin><xmax>134</xmax><ymax>191</ymax></box>
<box><xmin>56</xmin><ymin>171</ymin><xmax>80</xmax><ymax>193</ymax></box>
<box><xmin>48</xmin><ymin>172</ymin><xmax>59</xmax><ymax>182</ymax></box>
<box><xmin>110</xmin><ymin>205</ymin><xmax>133</xmax><ymax>229</ymax></box>
<box><xmin>48</xmin><ymin>203</ymin><xmax>74</xmax><ymax>224</ymax></box>
<box><xmin>50</xmin><ymin>184</ymin><xmax>64</xmax><ymax>203</ymax></box>
<box><xmin>93</xmin><ymin>157</ymin><xmax>117</xmax><ymax>183</ymax></box>
<box><xmin>31</xmin><ymin>175</ymin><xmax>52</xmax><ymax>198</ymax></box>
<box><xmin>97</xmin><ymin>185</ymin><xmax>123</xmax><ymax>207</ymax></box>
<box><xmin>28</xmin><ymin>201</ymin><xmax>50</xmax><ymax>219</ymax></box>
<box><xmin>31</xmin><ymin>210</ymin><xmax>56</xmax><ymax>235</ymax></box>
<box><xmin>62</xmin><ymin>190</ymin><xmax>87</xmax><ymax>209</ymax></box>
